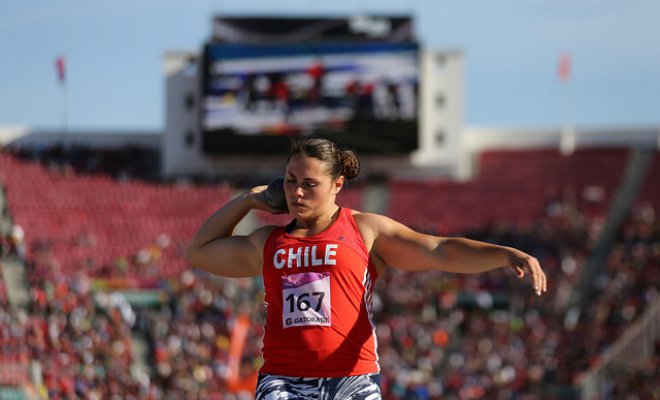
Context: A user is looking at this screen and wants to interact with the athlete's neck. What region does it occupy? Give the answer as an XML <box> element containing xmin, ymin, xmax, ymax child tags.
<box><xmin>291</xmin><ymin>206</ymin><xmax>341</xmax><ymax>236</ymax></box>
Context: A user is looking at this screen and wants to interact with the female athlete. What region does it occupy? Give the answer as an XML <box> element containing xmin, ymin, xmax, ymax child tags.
<box><xmin>187</xmin><ymin>138</ymin><xmax>547</xmax><ymax>400</ymax></box>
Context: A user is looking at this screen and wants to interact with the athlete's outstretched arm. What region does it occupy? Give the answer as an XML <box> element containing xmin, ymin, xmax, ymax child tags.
<box><xmin>186</xmin><ymin>186</ymin><xmax>277</xmax><ymax>278</ymax></box>
<box><xmin>359</xmin><ymin>213</ymin><xmax>547</xmax><ymax>296</ymax></box>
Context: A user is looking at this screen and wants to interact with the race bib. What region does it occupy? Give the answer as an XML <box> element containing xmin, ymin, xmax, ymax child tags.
<box><xmin>282</xmin><ymin>272</ymin><xmax>331</xmax><ymax>329</ymax></box>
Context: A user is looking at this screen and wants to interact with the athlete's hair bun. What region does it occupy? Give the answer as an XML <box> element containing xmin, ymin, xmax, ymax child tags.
<box><xmin>340</xmin><ymin>150</ymin><xmax>360</xmax><ymax>180</ymax></box>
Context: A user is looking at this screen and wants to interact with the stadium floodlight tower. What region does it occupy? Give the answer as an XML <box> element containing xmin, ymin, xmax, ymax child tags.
<box><xmin>412</xmin><ymin>49</ymin><xmax>466</xmax><ymax>179</ymax></box>
<box><xmin>163</xmin><ymin>51</ymin><xmax>208</xmax><ymax>178</ymax></box>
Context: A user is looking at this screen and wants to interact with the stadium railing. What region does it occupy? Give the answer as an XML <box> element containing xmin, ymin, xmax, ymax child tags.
<box><xmin>578</xmin><ymin>296</ymin><xmax>660</xmax><ymax>399</ymax></box>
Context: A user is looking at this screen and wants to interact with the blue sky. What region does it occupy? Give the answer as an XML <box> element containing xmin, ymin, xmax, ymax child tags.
<box><xmin>1</xmin><ymin>0</ymin><xmax>658</xmax><ymax>131</ymax></box>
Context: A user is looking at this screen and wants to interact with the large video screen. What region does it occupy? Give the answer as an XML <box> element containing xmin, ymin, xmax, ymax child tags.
<box><xmin>200</xmin><ymin>41</ymin><xmax>419</xmax><ymax>154</ymax></box>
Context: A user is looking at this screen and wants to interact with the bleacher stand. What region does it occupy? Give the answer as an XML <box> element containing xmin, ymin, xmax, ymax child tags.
<box><xmin>388</xmin><ymin>148</ymin><xmax>629</xmax><ymax>234</ymax></box>
<box><xmin>0</xmin><ymin>145</ymin><xmax>657</xmax><ymax>399</ymax></box>
<box><xmin>0</xmin><ymin>270</ymin><xmax>30</xmax><ymax>398</ymax></box>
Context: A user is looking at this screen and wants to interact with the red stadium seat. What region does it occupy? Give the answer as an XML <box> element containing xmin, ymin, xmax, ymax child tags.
<box><xmin>388</xmin><ymin>148</ymin><xmax>630</xmax><ymax>234</ymax></box>
<box><xmin>0</xmin><ymin>152</ymin><xmax>233</xmax><ymax>280</ymax></box>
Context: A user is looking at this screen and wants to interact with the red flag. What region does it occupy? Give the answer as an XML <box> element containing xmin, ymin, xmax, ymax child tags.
<box><xmin>55</xmin><ymin>55</ymin><xmax>66</xmax><ymax>84</ymax></box>
<box><xmin>557</xmin><ymin>52</ymin><xmax>571</xmax><ymax>82</ymax></box>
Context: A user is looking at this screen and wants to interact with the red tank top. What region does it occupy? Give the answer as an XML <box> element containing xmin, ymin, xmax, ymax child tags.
<box><xmin>260</xmin><ymin>208</ymin><xmax>380</xmax><ymax>377</ymax></box>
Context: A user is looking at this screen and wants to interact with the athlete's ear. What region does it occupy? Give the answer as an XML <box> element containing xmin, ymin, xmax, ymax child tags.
<box><xmin>332</xmin><ymin>176</ymin><xmax>345</xmax><ymax>195</ymax></box>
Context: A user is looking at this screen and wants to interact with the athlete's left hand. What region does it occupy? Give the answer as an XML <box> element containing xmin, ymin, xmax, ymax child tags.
<box><xmin>507</xmin><ymin>249</ymin><xmax>547</xmax><ymax>296</ymax></box>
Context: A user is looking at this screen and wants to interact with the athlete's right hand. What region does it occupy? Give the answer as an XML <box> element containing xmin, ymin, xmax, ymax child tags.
<box><xmin>247</xmin><ymin>185</ymin><xmax>288</xmax><ymax>214</ymax></box>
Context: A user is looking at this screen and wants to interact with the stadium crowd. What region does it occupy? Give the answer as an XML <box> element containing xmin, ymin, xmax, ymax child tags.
<box><xmin>0</xmin><ymin>147</ymin><xmax>658</xmax><ymax>399</ymax></box>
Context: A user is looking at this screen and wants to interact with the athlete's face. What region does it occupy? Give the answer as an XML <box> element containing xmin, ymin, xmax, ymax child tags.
<box><xmin>284</xmin><ymin>154</ymin><xmax>344</xmax><ymax>218</ymax></box>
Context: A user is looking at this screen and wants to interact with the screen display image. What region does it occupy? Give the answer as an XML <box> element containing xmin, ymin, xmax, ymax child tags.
<box><xmin>200</xmin><ymin>42</ymin><xmax>419</xmax><ymax>154</ymax></box>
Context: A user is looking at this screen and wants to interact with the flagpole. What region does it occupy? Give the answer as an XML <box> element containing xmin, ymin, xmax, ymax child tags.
<box><xmin>61</xmin><ymin>77</ymin><xmax>68</xmax><ymax>149</ymax></box>
<box><xmin>558</xmin><ymin>52</ymin><xmax>575</xmax><ymax>155</ymax></box>
<box><xmin>560</xmin><ymin>77</ymin><xmax>575</xmax><ymax>155</ymax></box>
<box><xmin>55</xmin><ymin>55</ymin><xmax>68</xmax><ymax>149</ymax></box>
